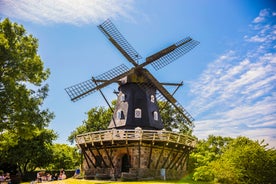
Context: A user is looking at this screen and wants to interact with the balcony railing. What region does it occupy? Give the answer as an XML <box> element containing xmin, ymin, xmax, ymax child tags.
<box><xmin>76</xmin><ymin>128</ymin><xmax>197</xmax><ymax>147</ymax></box>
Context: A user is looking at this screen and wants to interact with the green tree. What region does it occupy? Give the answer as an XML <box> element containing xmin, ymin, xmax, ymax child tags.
<box><xmin>46</xmin><ymin>144</ymin><xmax>81</xmax><ymax>170</ymax></box>
<box><xmin>189</xmin><ymin>136</ymin><xmax>276</xmax><ymax>183</ymax></box>
<box><xmin>189</xmin><ymin>135</ymin><xmax>233</xmax><ymax>181</ymax></box>
<box><xmin>159</xmin><ymin>101</ymin><xmax>193</xmax><ymax>135</ymax></box>
<box><xmin>0</xmin><ymin>18</ymin><xmax>52</xmax><ymax>138</ymax></box>
<box><xmin>0</xmin><ymin>18</ymin><xmax>56</xmax><ymax>179</ymax></box>
<box><xmin>68</xmin><ymin>106</ymin><xmax>113</xmax><ymax>143</ymax></box>
<box><xmin>0</xmin><ymin>129</ymin><xmax>57</xmax><ymax>177</ymax></box>
<box><xmin>211</xmin><ymin>137</ymin><xmax>276</xmax><ymax>184</ymax></box>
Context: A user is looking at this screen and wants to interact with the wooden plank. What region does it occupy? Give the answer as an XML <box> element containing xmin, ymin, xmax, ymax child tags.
<box><xmin>155</xmin><ymin>144</ymin><xmax>165</xmax><ymax>169</ymax></box>
<box><xmin>161</xmin><ymin>147</ymin><xmax>174</xmax><ymax>168</ymax></box>
<box><xmin>147</xmin><ymin>143</ymin><xmax>153</xmax><ymax>169</ymax></box>
<box><xmin>175</xmin><ymin>149</ymin><xmax>188</xmax><ymax>171</ymax></box>
<box><xmin>167</xmin><ymin>148</ymin><xmax>180</xmax><ymax>169</ymax></box>
<box><xmin>103</xmin><ymin>145</ymin><xmax>114</xmax><ymax>168</ymax></box>
<box><xmin>138</xmin><ymin>142</ymin><xmax>141</xmax><ymax>168</ymax></box>
<box><xmin>83</xmin><ymin>148</ymin><xmax>96</xmax><ymax>168</ymax></box>
<box><xmin>95</xmin><ymin>146</ymin><xmax>108</xmax><ymax>168</ymax></box>
<box><xmin>88</xmin><ymin>147</ymin><xmax>98</xmax><ymax>168</ymax></box>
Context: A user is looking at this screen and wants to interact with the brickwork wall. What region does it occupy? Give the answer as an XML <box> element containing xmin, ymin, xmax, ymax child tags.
<box><xmin>82</xmin><ymin>142</ymin><xmax>189</xmax><ymax>180</ymax></box>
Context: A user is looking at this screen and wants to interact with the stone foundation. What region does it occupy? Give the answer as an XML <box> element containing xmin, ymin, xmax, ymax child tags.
<box><xmin>77</xmin><ymin>129</ymin><xmax>195</xmax><ymax>180</ymax></box>
<box><xmin>81</xmin><ymin>143</ymin><xmax>190</xmax><ymax>180</ymax></box>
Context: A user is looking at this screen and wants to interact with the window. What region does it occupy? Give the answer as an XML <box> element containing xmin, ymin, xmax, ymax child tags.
<box><xmin>117</xmin><ymin>110</ymin><xmax>124</xmax><ymax>119</ymax></box>
<box><xmin>150</xmin><ymin>95</ymin><xmax>155</xmax><ymax>103</ymax></box>
<box><xmin>135</xmin><ymin>108</ymin><xmax>142</xmax><ymax>118</ymax></box>
<box><xmin>120</xmin><ymin>93</ymin><xmax>125</xmax><ymax>102</ymax></box>
<box><xmin>153</xmin><ymin>111</ymin><xmax>158</xmax><ymax>121</ymax></box>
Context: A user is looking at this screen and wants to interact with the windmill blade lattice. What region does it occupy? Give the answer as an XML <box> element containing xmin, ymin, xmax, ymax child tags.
<box><xmin>141</xmin><ymin>69</ymin><xmax>177</xmax><ymax>103</ymax></box>
<box><xmin>65</xmin><ymin>64</ymin><xmax>129</xmax><ymax>101</ymax></box>
<box><xmin>137</xmin><ymin>80</ymin><xmax>194</xmax><ymax>127</ymax></box>
<box><xmin>93</xmin><ymin>64</ymin><xmax>129</xmax><ymax>81</ymax></box>
<box><xmin>149</xmin><ymin>37</ymin><xmax>199</xmax><ymax>70</ymax></box>
<box><xmin>175</xmin><ymin>101</ymin><xmax>195</xmax><ymax>124</ymax></box>
<box><xmin>65</xmin><ymin>79</ymin><xmax>98</xmax><ymax>102</ymax></box>
<box><xmin>155</xmin><ymin>91</ymin><xmax>194</xmax><ymax>127</ymax></box>
<box><xmin>138</xmin><ymin>69</ymin><xmax>194</xmax><ymax>126</ymax></box>
<box><xmin>98</xmin><ymin>19</ymin><xmax>142</xmax><ymax>66</ymax></box>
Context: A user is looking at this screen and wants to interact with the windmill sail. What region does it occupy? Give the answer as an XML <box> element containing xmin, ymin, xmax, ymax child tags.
<box><xmin>65</xmin><ymin>64</ymin><xmax>129</xmax><ymax>101</ymax></box>
<box><xmin>148</xmin><ymin>37</ymin><xmax>199</xmax><ymax>70</ymax></box>
<box><xmin>98</xmin><ymin>19</ymin><xmax>142</xmax><ymax>66</ymax></box>
<box><xmin>140</xmin><ymin>69</ymin><xmax>194</xmax><ymax>126</ymax></box>
<box><xmin>65</xmin><ymin>79</ymin><xmax>98</xmax><ymax>102</ymax></box>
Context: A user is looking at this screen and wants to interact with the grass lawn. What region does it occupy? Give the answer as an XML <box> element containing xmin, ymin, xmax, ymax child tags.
<box><xmin>21</xmin><ymin>177</ymin><xmax>210</xmax><ymax>184</ymax></box>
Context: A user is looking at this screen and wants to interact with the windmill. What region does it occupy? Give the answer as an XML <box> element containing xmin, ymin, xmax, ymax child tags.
<box><xmin>65</xmin><ymin>19</ymin><xmax>199</xmax><ymax>180</ymax></box>
<box><xmin>65</xmin><ymin>19</ymin><xmax>199</xmax><ymax>131</ymax></box>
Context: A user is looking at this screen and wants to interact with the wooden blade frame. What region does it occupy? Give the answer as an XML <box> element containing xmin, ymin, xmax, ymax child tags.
<box><xmin>141</xmin><ymin>70</ymin><xmax>194</xmax><ymax>126</ymax></box>
<box><xmin>155</xmin><ymin>92</ymin><xmax>194</xmax><ymax>126</ymax></box>
<box><xmin>141</xmin><ymin>69</ymin><xmax>177</xmax><ymax>103</ymax></box>
<box><xmin>148</xmin><ymin>37</ymin><xmax>200</xmax><ymax>70</ymax></box>
<box><xmin>98</xmin><ymin>19</ymin><xmax>199</xmax><ymax>71</ymax></box>
<box><xmin>98</xmin><ymin>19</ymin><xmax>142</xmax><ymax>66</ymax></box>
<box><xmin>65</xmin><ymin>64</ymin><xmax>129</xmax><ymax>101</ymax></box>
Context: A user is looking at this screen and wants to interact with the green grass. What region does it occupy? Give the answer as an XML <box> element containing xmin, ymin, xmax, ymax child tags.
<box><xmin>21</xmin><ymin>176</ymin><xmax>210</xmax><ymax>184</ymax></box>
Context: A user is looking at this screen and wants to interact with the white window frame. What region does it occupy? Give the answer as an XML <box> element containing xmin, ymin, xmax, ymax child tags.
<box><xmin>153</xmin><ymin>111</ymin><xmax>158</xmax><ymax>121</ymax></box>
<box><xmin>150</xmin><ymin>95</ymin><xmax>155</xmax><ymax>103</ymax></box>
<box><xmin>117</xmin><ymin>110</ymin><xmax>124</xmax><ymax>119</ymax></box>
<box><xmin>120</xmin><ymin>93</ymin><xmax>126</xmax><ymax>102</ymax></box>
<box><xmin>135</xmin><ymin>108</ymin><xmax>142</xmax><ymax>118</ymax></box>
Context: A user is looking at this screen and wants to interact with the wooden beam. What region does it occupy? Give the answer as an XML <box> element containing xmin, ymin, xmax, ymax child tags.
<box><xmin>88</xmin><ymin>147</ymin><xmax>98</xmax><ymax>168</ymax></box>
<box><xmin>82</xmin><ymin>151</ymin><xmax>91</xmax><ymax>169</ymax></box>
<box><xmin>167</xmin><ymin>148</ymin><xmax>180</xmax><ymax>169</ymax></box>
<box><xmin>95</xmin><ymin>146</ymin><xmax>108</xmax><ymax>168</ymax></box>
<box><xmin>175</xmin><ymin>148</ymin><xmax>188</xmax><ymax>171</ymax></box>
<box><xmin>161</xmin><ymin>147</ymin><xmax>174</xmax><ymax>168</ymax></box>
<box><xmin>155</xmin><ymin>144</ymin><xmax>165</xmax><ymax>169</ymax></box>
<box><xmin>83</xmin><ymin>148</ymin><xmax>96</xmax><ymax>168</ymax></box>
<box><xmin>103</xmin><ymin>145</ymin><xmax>115</xmax><ymax>168</ymax></box>
<box><xmin>180</xmin><ymin>152</ymin><xmax>189</xmax><ymax>170</ymax></box>
<box><xmin>173</xmin><ymin>150</ymin><xmax>186</xmax><ymax>170</ymax></box>
<box><xmin>147</xmin><ymin>143</ymin><xmax>153</xmax><ymax>168</ymax></box>
<box><xmin>138</xmin><ymin>142</ymin><xmax>141</xmax><ymax>168</ymax></box>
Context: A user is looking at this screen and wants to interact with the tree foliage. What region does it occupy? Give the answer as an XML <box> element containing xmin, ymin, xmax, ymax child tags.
<box><xmin>46</xmin><ymin>144</ymin><xmax>81</xmax><ymax>170</ymax></box>
<box><xmin>68</xmin><ymin>106</ymin><xmax>113</xmax><ymax>143</ymax></box>
<box><xmin>0</xmin><ymin>129</ymin><xmax>57</xmax><ymax>176</ymax></box>
<box><xmin>189</xmin><ymin>135</ymin><xmax>276</xmax><ymax>184</ymax></box>
<box><xmin>0</xmin><ymin>18</ymin><xmax>57</xmax><ymax>178</ymax></box>
<box><xmin>189</xmin><ymin>135</ymin><xmax>232</xmax><ymax>181</ymax></box>
<box><xmin>0</xmin><ymin>18</ymin><xmax>52</xmax><ymax>138</ymax></box>
<box><xmin>211</xmin><ymin>137</ymin><xmax>276</xmax><ymax>184</ymax></box>
<box><xmin>158</xmin><ymin>101</ymin><xmax>193</xmax><ymax>135</ymax></box>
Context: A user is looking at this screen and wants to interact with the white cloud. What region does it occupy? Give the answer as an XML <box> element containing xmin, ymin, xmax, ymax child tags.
<box><xmin>0</xmin><ymin>0</ymin><xmax>135</xmax><ymax>25</ymax></box>
<box><xmin>189</xmin><ymin>9</ymin><xmax>276</xmax><ymax>148</ymax></box>
<box><xmin>246</xmin><ymin>35</ymin><xmax>267</xmax><ymax>42</ymax></box>
<box><xmin>253</xmin><ymin>9</ymin><xmax>269</xmax><ymax>23</ymax></box>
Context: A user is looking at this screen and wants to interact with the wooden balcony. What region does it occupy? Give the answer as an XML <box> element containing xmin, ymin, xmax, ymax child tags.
<box><xmin>76</xmin><ymin>128</ymin><xmax>197</xmax><ymax>148</ymax></box>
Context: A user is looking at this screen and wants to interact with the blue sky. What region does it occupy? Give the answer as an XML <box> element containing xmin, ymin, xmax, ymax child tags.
<box><xmin>1</xmin><ymin>0</ymin><xmax>275</xmax><ymax>147</ymax></box>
